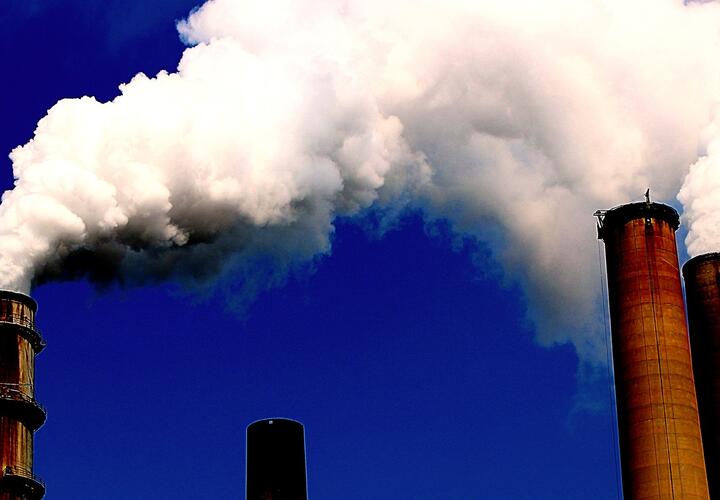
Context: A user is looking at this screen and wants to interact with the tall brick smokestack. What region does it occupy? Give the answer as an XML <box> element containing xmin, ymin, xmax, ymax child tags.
<box><xmin>0</xmin><ymin>291</ymin><xmax>45</xmax><ymax>500</ymax></box>
<box><xmin>597</xmin><ymin>202</ymin><xmax>709</xmax><ymax>499</ymax></box>
<box><xmin>683</xmin><ymin>252</ymin><xmax>720</xmax><ymax>497</ymax></box>
<box><xmin>246</xmin><ymin>418</ymin><xmax>307</xmax><ymax>500</ymax></box>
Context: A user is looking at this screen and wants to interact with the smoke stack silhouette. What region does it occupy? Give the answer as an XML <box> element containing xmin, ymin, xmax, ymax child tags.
<box><xmin>246</xmin><ymin>418</ymin><xmax>308</xmax><ymax>500</ymax></box>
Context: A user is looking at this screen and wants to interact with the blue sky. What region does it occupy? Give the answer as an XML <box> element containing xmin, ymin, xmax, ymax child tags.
<box><xmin>0</xmin><ymin>1</ymin><xmax>621</xmax><ymax>498</ymax></box>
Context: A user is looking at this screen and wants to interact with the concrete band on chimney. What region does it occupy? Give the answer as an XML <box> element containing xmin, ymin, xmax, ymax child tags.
<box><xmin>0</xmin><ymin>291</ymin><xmax>45</xmax><ymax>500</ymax></box>
<box><xmin>683</xmin><ymin>252</ymin><xmax>720</xmax><ymax>499</ymax></box>
<box><xmin>598</xmin><ymin>202</ymin><xmax>709</xmax><ymax>499</ymax></box>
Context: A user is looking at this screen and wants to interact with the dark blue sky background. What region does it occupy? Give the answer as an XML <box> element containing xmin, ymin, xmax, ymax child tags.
<box><xmin>1</xmin><ymin>2</ymin><xmax>619</xmax><ymax>498</ymax></box>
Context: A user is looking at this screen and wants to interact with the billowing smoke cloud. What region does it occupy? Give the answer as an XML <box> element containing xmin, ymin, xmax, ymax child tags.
<box><xmin>4</xmin><ymin>0</ymin><xmax>720</xmax><ymax>360</ymax></box>
<box><xmin>679</xmin><ymin>107</ymin><xmax>720</xmax><ymax>257</ymax></box>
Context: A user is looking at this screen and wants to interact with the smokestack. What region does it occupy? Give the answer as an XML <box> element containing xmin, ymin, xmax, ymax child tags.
<box><xmin>597</xmin><ymin>201</ymin><xmax>709</xmax><ymax>499</ymax></box>
<box><xmin>246</xmin><ymin>418</ymin><xmax>308</xmax><ymax>500</ymax></box>
<box><xmin>0</xmin><ymin>291</ymin><xmax>45</xmax><ymax>500</ymax></box>
<box><xmin>682</xmin><ymin>252</ymin><xmax>720</xmax><ymax>497</ymax></box>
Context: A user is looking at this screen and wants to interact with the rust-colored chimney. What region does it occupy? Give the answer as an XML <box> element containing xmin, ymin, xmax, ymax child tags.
<box><xmin>683</xmin><ymin>252</ymin><xmax>720</xmax><ymax>498</ymax></box>
<box><xmin>597</xmin><ymin>202</ymin><xmax>709</xmax><ymax>499</ymax></box>
<box><xmin>0</xmin><ymin>291</ymin><xmax>45</xmax><ymax>500</ymax></box>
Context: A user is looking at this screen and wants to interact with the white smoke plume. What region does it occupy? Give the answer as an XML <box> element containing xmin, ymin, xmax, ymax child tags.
<box><xmin>4</xmin><ymin>0</ymin><xmax>720</xmax><ymax>360</ymax></box>
<box><xmin>679</xmin><ymin>107</ymin><xmax>720</xmax><ymax>257</ymax></box>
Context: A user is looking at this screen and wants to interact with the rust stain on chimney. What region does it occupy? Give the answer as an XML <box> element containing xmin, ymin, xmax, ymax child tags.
<box><xmin>683</xmin><ymin>252</ymin><xmax>720</xmax><ymax>498</ymax></box>
<box><xmin>0</xmin><ymin>291</ymin><xmax>45</xmax><ymax>500</ymax></box>
<box><xmin>597</xmin><ymin>202</ymin><xmax>709</xmax><ymax>499</ymax></box>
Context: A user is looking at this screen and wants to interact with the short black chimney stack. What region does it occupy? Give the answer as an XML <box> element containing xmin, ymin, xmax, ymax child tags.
<box><xmin>246</xmin><ymin>418</ymin><xmax>307</xmax><ymax>500</ymax></box>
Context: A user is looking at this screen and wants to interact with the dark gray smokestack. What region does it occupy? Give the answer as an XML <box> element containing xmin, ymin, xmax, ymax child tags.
<box><xmin>246</xmin><ymin>418</ymin><xmax>307</xmax><ymax>500</ymax></box>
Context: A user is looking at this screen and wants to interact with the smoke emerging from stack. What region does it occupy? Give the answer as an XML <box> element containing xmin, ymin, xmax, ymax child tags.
<box><xmin>679</xmin><ymin>109</ymin><xmax>720</xmax><ymax>257</ymax></box>
<box><xmin>3</xmin><ymin>0</ymin><xmax>720</xmax><ymax>359</ymax></box>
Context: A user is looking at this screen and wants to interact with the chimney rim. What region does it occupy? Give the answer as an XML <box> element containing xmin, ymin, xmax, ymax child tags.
<box><xmin>246</xmin><ymin>417</ymin><xmax>305</xmax><ymax>432</ymax></box>
<box><xmin>0</xmin><ymin>290</ymin><xmax>37</xmax><ymax>312</ymax></box>
<box><xmin>682</xmin><ymin>252</ymin><xmax>720</xmax><ymax>277</ymax></box>
<box><xmin>597</xmin><ymin>201</ymin><xmax>679</xmax><ymax>240</ymax></box>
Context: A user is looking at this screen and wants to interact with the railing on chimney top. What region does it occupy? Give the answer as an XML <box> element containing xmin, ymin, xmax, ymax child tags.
<box><xmin>0</xmin><ymin>313</ymin><xmax>36</xmax><ymax>331</ymax></box>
